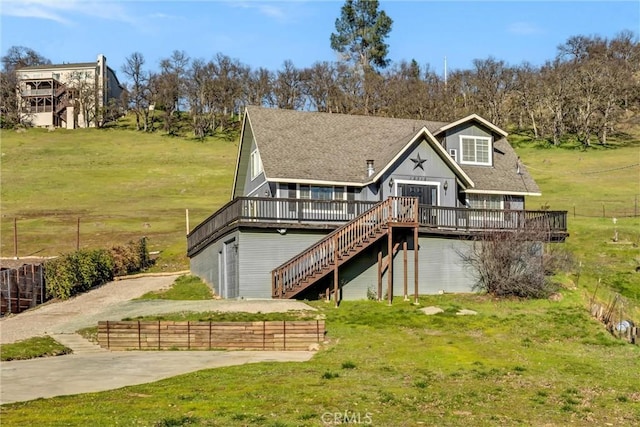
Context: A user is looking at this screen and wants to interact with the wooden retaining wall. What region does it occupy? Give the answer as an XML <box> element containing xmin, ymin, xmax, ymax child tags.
<box><xmin>98</xmin><ymin>320</ymin><xmax>326</xmax><ymax>351</ymax></box>
<box><xmin>0</xmin><ymin>264</ymin><xmax>45</xmax><ymax>316</ymax></box>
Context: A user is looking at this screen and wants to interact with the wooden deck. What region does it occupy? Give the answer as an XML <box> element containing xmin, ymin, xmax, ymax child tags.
<box><xmin>187</xmin><ymin>197</ymin><xmax>568</xmax><ymax>257</ymax></box>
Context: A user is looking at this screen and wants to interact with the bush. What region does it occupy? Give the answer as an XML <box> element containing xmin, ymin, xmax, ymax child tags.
<box><xmin>460</xmin><ymin>227</ymin><xmax>559</xmax><ymax>299</ymax></box>
<box><xmin>109</xmin><ymin>238</ymin><xmax>152</xmax><ymax>276</ymax></box>
<box><xmin>44</xmin><ymin>238</ymin><xmax>151</xmax><ymax>299</ymax></box>
<box><xmin>45</xmin><ymin>249</ymin><xmax>114</xmax><ymax>299</ymax></box>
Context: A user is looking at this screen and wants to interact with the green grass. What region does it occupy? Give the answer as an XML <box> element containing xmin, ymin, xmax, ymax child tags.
<box><xmin>137</xmin><ymin>275</ymin><xmax>214</xmax><ymax>300</ymax></box>
<box><xmin>1</xmin><ymin>119</ymin><xmax>639</xmax><ymax>424</ymax></box>
<box><xmin>0</xmin><ymin>336</ymin><xmax>72</xmax><ymax>361</ymax></box>
<box><xmin>514</xmin><ymin>137</ymin><xmax>640</xmax><ymax>318</ymax></box>
<box><xmin>0</xmin><ymin>125</ymin><xmax>237</xmax><ymax>270</ymax></box>
<box><xmin>1</xmin><ymin>296</ymin><xmax>639</xmax><ymax>425</ymax></box>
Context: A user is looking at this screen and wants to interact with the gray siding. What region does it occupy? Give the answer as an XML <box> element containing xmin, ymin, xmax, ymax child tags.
<box><xmin>443</xmin><ymin>123</ymin><xmax>493</xmax><ymax>164</ymax></box>
<box><xmin>339</xmin><ymin>236</ymin><xmax>475</xmax><ymax>300</ymax></box>
<box><xmin>237</xmin><ymin>229</ymin><xmax>328</xmax><ymax>299</ymax></box>
<box><xmin>381</xmin><ymin>138</ymin><xmax>458</xmax><ymax>207</ymax></box>
<box><xmin>243</xmin><ymin>136</ymin><xmax>267</xmax><ymax>197</ymax></box>
<box><xmin>190</xmin><ymin>229</ymin><xmax>240</xmax><ymax>296</ymax></box>
<box><xmin>192</xmin><ymin>228</ymin><xmax>476</xmax><ymax>300</ymax></box>
<box><xmin>234</xmin><ymin>123</ymin><xmax>268</xmax><ymax>197</ymax></box>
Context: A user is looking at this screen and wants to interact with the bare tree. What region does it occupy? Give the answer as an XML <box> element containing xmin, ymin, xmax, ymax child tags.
<box><xmin>269</xmin><ymin>60</ymin><xmax>305</xmax><ymax>110</ymax></box>
<box><xmin>121</xmin><ymin>52</ymin><xmax>152</xmax><ymax>131</ymax></box>
<box><xmin>1</xmin><ymin>46</ymin><xmax>51</xmax><ymax>128</ymax></box>
<box><xmin>460</xmin><ymin>222</ymin><xmax>560</xmax><ymax>299</ymax></box>
<box><xmin>470</xmin><ymin>57</ymin><xmax>515</xmax><ymax>127</ymax></box>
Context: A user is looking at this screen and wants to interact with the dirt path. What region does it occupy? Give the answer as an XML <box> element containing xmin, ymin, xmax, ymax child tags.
<box><xmin>0</xmin><ymin>274</ymin><xmax>315</xmax><ymax>344</ymax></box>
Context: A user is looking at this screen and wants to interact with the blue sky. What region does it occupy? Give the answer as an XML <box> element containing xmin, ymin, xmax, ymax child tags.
<box><xmin>1</xmin><ymin>0</ymin><xmax>638</xmax><ymax>82</ymax></box>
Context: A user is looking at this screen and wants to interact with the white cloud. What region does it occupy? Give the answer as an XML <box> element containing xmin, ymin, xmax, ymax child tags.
<box><xmin>1</xmin><ymin>0</ymin><xmax>136</xmax><ymax>25</ymax></box>
<box><xmin>231</xmin><ymin>1</ymin><xmax>291</xmax><ymax>23</ymax></box>
<box><xmin>507</xmin><ymin>21</ymin><xmax>543</xmax><ymax>36</ymax></box>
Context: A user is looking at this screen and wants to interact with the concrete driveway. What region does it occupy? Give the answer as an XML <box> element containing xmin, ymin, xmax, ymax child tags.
<box><xmin>0</xmin><ymin>349</ymin><xmax>313</xmax><ymax>404</ymax></box>
<box><xmin>0</xmin><ymin>273</ymin><xmax>317</xmax><ymax>405</ymax></box>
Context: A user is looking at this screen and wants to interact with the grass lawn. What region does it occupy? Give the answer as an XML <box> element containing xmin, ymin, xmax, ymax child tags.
<box><xmin>0</xmin><ymin>126</ymin><xmax>237</xmax><ymax>271</ymax></box>
<box><xmin>137</xmin><ymin>275</ymin><xmax>214</xmax><ymax>300</ymax></box>
<box><xmin>0</xmin><ymin>336</ymin><xmax>72</xmax><ymax>361</ymax></box>
<box><xmin>1</xmin><ymin>295</ymin><xmax>639</xmax><ymax>426</ymax></box>
<box><xmin>1</xmin><ymin>120</ymin><xmax>639</xmax><ymax>425</ymax></box>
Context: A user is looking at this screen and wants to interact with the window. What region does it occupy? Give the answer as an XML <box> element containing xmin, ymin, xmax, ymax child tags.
<box><xmin>460</xmin><ymin>136</ymin><xmax>491</xmax><ymax>165</ymax></box>
<box><xmin>468</xmin><ymin>195</ymin><xmax>503</xmax><ymax>210</ymax></box>
<box><xmin>250</xmin><ymin>149</ymin><xmax>263</xmax><ymax>180</ymax></box>
<box><xmin>448</xmin><ymin>148</ymin><xmax>458</xmax><ymax>162</ymax></box>
<box><xmin>299</xmin><ymin>185</ymin><xmax>347</xmax><ymax>212</ymax></box>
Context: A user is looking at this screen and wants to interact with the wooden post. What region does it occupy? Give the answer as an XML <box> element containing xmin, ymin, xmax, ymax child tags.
<box><xmin>387</xmin><ymin>226</ymin><xmax>393</xmax><ymax>305</ymax></box>
<box><xmin>414</xmin><ymin>225</ymin><xmax>419</xmax><ymax>305</ymax></box>
<box><xmin>13</xmin><ymin>217</ymin><xmax>18</xmax><ymax>259</ymax></box>
<box><xmin>333</xmin><ymin>236</ymin><xmax>339</xmax><ymax>307</ymax></box>
<box><xmin>403</xmin><ymin>240</ymin><xmax>408</xmax><ymax>301</ymax></box>
<box><xmin>377</xmin><ymin>251</ymin><xmax>382</xmax><ymax>301</ymax></box>
<box><xmin>76</xmin><ymin>217</ymin><xmax>80</xmax><ymax>251</ymax></box>
<box><xmin>185</xmin><ymin>209</ymin><xmax>190</xmax><ymax>235</ymax></box>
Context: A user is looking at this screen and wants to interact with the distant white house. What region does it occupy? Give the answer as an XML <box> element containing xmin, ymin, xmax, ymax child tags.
<box><xmin>16</xmin><ymin>54</ymin><xmax>123</xmax><ymax>129</ymax></box>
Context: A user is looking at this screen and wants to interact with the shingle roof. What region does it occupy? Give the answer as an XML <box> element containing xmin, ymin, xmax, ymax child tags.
<box><xmin>461</xmin><ymin>138</ymin><xmax>540</xmax><ymax>195</ymax></box>
<box><xmin>17</xmin><ymin>62</ymin><xmax>96</xmax><ymax>71</ymax></box>
<box><xmin>245</xmin><ymin>106</ymin><xmax>541</xmax><ymax>195</ymax></box>
<box><xmin>246</xmin><ymin>106</ymin><xmax>445</xmax><ymax>184</ymax></box>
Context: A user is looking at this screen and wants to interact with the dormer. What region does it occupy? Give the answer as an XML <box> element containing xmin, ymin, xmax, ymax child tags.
<box><xmin>434</xmin><ymin>114</ymin><xmax>508</xmax><ymax>168</ymax></box>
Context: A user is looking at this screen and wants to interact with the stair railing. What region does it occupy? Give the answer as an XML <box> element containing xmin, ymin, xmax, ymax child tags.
<box><xmin>272</xmin><ymin>197</ymin><xmax>418</xmax><ymax>298</ymax></box>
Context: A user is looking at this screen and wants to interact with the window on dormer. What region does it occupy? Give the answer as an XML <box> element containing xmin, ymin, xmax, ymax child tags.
<box><xmin>460</xmin><ymin>136</ymin><xmax>491</xmax><ymax>166</ymax></box>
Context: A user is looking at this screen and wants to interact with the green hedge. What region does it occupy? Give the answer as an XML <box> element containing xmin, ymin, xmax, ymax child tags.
<box><xmin>45</xmin><ymin>239</ymin><xmax>151</xmax><ymax>300</ymax></box>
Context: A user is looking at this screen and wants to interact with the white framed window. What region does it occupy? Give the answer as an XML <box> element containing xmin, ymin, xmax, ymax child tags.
<box><xmin>467</xmin><ymin>194</ymin><xmax>503</xmax><ymax>210</ymax></box>
<box><xmin>448</xmin><ymin>148</ymin><xmax>458</xmax><ymax>162</ymax></box>
<box><xmin>250</xmin><ymin>149</ymin><xmax>263</xmax><ymax>180</ymax></box>
<box><xmin>460</xmin><ymin>136</ymin><xmax>491</xmax><ymax>166</ymax></box>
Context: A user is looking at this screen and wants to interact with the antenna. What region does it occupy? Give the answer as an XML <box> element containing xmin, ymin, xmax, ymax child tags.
<box><xmin>444</xmin><ymin>56</ymin><xmax>448</xmax><ymax>87</ymax></box>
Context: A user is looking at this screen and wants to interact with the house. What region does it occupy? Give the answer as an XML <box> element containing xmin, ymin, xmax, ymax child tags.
<box><xmin>16</xmin><ymin>54</ymin><xmax>123</xmax><ymax>129</ymax></box>
<box><xmin>188</xmin><ymin>106</ymin><xmax>567</xmax><ymax>303</ymax></box>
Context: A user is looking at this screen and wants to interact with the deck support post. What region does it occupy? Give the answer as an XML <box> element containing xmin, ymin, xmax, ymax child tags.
<box><xmin>403</xmin><ymin>240</ymin><xmax>408</xmax><ymax>301</ymax></box>
<box><xmin>377</xmin><ymin>251</ymin><xmax>382</xmax><ymax>301</ymax></box>
<box><xmin>387</xmin><ymin>226</ymin><xmax>393</xmax><ymax>306</ymax></box>
<box><xmin>333</xmin><ymin>235</ymin><xmax>339</xmax><ymax>307</ymax></box>
<box><xmin>414</xmin><ymin>225</ymin><xmax>419</xmax><ymax>305</ymax></box>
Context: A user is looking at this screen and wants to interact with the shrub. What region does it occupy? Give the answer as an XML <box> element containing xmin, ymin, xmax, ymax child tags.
<box><xmin>44</xmin><ymin>238</ymin><xmax>151</xmax><ymax>299</ymax></box>
<box><xmin>109</xmin><ymin>238</ymin><xmax>152</xmax><ymax>276</ymax></box>
<box><xmin>459</xmin><ymin>226</ymin><xmax>559</xmax><ymax>299</ymax></box>
<box><xmin>45</xmin><ymin>249</ymin><xmax>114</xmax><ymax>299</ymax></box>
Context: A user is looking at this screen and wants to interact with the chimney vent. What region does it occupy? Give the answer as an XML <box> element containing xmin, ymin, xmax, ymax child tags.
<box><xmin>366</xmin><ymin>159</ymin><xmax>375</xmax><ymax>177</ymax></box>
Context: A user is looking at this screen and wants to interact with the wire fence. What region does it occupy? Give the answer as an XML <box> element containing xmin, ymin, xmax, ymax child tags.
<box><xmin>534</xmin><ymin>196</ymin><xmax>640</xmax><ymax>219</ymax></box>
<box><xmin>0</xmin><ymin>214</ymin><xmax>172</xmax><ymax>259</ymax></box>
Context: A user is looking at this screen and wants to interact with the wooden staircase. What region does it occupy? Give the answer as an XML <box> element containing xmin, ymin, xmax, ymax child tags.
<box><xmin>272</xmin><ymin>197</ymin><xmax>418</xmax><ymax>300</ymax></box>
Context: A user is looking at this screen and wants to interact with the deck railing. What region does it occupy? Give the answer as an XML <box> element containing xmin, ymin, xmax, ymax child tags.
<box><xmin>187</xmin><ymin>197</ymin><xmax>568</xmax><ymax>256</ymax></box>
<box><xmin>187</xmin><ymin>197</ymin><xmax>378</xmax><ymax>256</ymax></box>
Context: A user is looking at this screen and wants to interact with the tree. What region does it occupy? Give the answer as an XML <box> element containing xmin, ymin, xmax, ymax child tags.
<box><xmin>269</xmin><ymin>60</ymin><xmax>305</xmax><ymax>110</ymax></box>
<box><xmin>459</xmin><ymin>223</ymin><xmax>561</xmax><ymax>299</ymax></box>
<box><xmin>330</xmin><ymin>0</ymin><xmax>393</xmax><ymax>71</ymax></box>
<box><xmin>121</xmin><ymin>52</ymin><xmax>152</xmax><ymax>131</ymax></box>
<box><xmin>1</xmin><ymin>46</ymin><xmax>50</xmax><ymax>128</ymax></box>
<box><xmin>154</xmin><ymin>50</ymin><xmax>190</xmax><ymax>134</ymax></box>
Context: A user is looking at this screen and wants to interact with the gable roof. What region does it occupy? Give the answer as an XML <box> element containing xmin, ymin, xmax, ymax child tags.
<box><xmin>244</xmin><ymin>106</ymin><xmax>446</xmax><ymax>185</ymax></box>
<box><xmin>460</xmin><ymin>137</ymin><xmax>541</xmax><ymax>196</ymax></box>
<box><xmin>240</xmin><ymin>106</ymin><xmax>540</xmax><ymax>196</ymax></box>
<box><xmin>433</xmin><ymin>113</ymin><xmax>508</xmax><ymax>138</ymax></box>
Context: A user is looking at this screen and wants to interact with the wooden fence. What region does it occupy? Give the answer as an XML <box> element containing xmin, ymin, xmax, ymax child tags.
<box><xmin>98</xmin><ymin>320</ymin><xmax>326</xmax><ymax>351</ymax></box>
<box><xmin>0</xmin><ymin>264</ymin><xmax>45</xmax><ymax>315</ymax></box>
<box><xmin>590</xmin><ymin>301</ymin><xmax>638</xmax><ymax>345</ymax></box>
